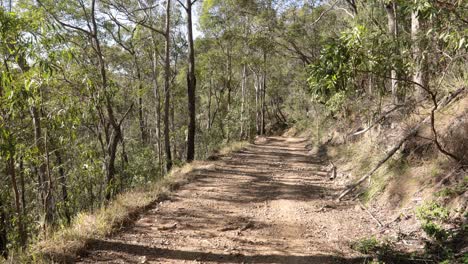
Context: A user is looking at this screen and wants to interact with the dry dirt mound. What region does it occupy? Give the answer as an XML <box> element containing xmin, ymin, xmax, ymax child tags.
<box><xmin>78</xmin><ymin>137</ymin><xmax>375</xmax><ymax>264</ymax></box>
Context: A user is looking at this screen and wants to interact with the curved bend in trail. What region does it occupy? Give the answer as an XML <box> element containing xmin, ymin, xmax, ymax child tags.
<box><xmin>79</xmin><ymin>137</ymin><xmax>373</xmax><ymax>263</ymax></box>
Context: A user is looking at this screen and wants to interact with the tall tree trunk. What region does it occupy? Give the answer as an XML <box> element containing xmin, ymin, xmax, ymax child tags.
<box><xmin>411</xmin><ymin>9</ymin><xmax>428</xmax><ymax>99</ymax></box>
<box><xmin>207</xmin><ymin>76</ymin><xmax>212</xmax><ymax>130</ymax></box>
<box><xmin>261</xmin><ymin>52</ymin><xmax>267</xmax><ymax>135</ymax></box>
<box><xmin>185</xmin><ymin>0</ymin><xmax>196</xmax><ymax>162</ymax></box>
<box><xmin>240</xmin><ymin>64</ymin><xmax>247</xmax><ymax>139</ymax></box>
<box><xmin>90</xmin><ymin>0</ymin><xmax>122</xmax><ymax>200</ymax></box>
<box><xmin>134</xmin><ymin>57</ymin><xmax>147</xmax><ymax>144</ymax></box>
<box><xmin>254</xmin><ymin>72</ymin><xmax>260</xmax><ymax>135</ymax></box>
<box><xmin>164</xmin><ymin>0</ymin><xmax>173</xmax><ymax>172</ymax></box>
<box><xmin>151</xmin><ymin>37</ymin><xmax>163</xmax><ymax>175</ymax></box>
<box><xmin>386</xmin><ymin>1</ymin><xmax>401</xmax><ymax>104</ymax></box>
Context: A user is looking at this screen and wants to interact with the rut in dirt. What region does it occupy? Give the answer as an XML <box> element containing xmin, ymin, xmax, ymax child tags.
<box><xmin>78</xmin><ymin>137</ymin><xmax>374</xmax><ymax>264</ymax></box>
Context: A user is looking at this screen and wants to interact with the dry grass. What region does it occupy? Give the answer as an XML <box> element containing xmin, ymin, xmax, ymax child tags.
<box><xmin>218</xmin><ymin>141</ymin><xmax>249</xmax><ymax>156</ymax></box>
<box><xmin>325</xmin><ymin>93</ymin><xmax>467</xmax><ymax>207</ymax></box>
<box><xmin>21</xmin><ymin>160</ymin><xmax>214</xmax><ymax>263</ymax></box>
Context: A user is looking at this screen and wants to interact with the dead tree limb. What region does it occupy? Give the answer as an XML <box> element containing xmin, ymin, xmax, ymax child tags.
<box><xmin>337</xmin><ymin>88</ymin><xmax>465</xmax><ymax>201</ymax></box>
<box><xmin>347</xmin><ymin>104</ymin><xmax>404</xmax><ymax>138</ymax></box>
<box><xmin>358</xmin><ymin>201</ymin><xmax>383</xmax><ymax>227</ymax></box>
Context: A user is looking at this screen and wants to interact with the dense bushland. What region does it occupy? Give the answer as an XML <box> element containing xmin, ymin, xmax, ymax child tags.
<box><xmin>0</xmin><ymin>0</ymin><xmax>466</xmax><ymax>261</ymax></box>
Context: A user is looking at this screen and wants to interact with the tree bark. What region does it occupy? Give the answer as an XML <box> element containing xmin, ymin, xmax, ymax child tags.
<box><xmin>90</xmin><ymin>0</ymin><xmax>125</xmax><ymax>200</ymax></box>
<box><xmin>134</xmin><ymin>56</ymin><xmax>148</xmax><ymax>144</ymax></box>
<box><xmin>261</xmin><ymin>52</ymin><xmax>267</xmax><ymax>135</ymax></box>
<box><xmin>207</xmin><ymin>76</ymin><xmax>212</xmax><ymax>130</ymax></box>
<box><xmin>164</xmin><ymin>0</ymin><xmax>173</xmax><ymax>172</ymax></box>
<box><xmin>55</xmin><ymin>150</ymin><xmax>71</xmax><ymax>225</ymax></box>
<box><xmin>254</xmin><ymin>72</ymin><xmax>260</xmax><ymax>135</ymax></box>
<box><xmin>411</xmin><ymin>9</ymin><xmax>428</xmax><ymax>99</ymax></box>
<box><xmin>240</xmin><ymin>64</ymin><xmax>247</xmax><ymax>139</ymax></box>
<box><xmin>185</xmin><ymin>0</ymin><xmax>196</xmax><ymax>162</ymax></box>
<box><xmin>8</xmin><ymin>157</ymin><xmax>26</xmax><ymax>246</ymax></box>
<box><xmin>30</xmin><ymin>106</ymin><xmax>54</xmax><ymax>226</ymax></box>
<box><xmin>151</xmin><ymin>40</ymin><xmax>163</xmax><ymax>175</ymax></box>
<box><xmin>385</xmin><ymin>1</ymin><xmax>401</xmax><ymax>104</ymax></box>
<box><xmin>0</xmin><ymin>195</ymin><xmax>7</xmax><ymax>258</ymax></box>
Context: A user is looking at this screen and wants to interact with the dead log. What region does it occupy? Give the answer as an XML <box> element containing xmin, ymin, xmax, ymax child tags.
<box><xmin>337</xmin><ymin>88</ymin><xmax>465</xmax><ymax>201</ymax></box>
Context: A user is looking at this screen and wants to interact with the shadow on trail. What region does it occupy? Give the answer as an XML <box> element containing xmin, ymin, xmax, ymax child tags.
<box><xmin>175</xmin><ymin>137</ymin><xmax>339</xmax><ymax>204</ymax></box>
<box><xmin>85</xmin><ymin>239</ymin><xmax>368</xmax><ymax>264</ymax></box>
<box><xmin>79</xmin><ymin>137</ymin><xmax>375</xmax><ymax>264</ymax></box>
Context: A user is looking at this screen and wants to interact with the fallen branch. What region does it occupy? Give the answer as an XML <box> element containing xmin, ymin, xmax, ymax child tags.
<box><xmin>328</xmin><ymin>160</ymin><xmax>337</xmax><ymax>180</ymax></box>
<box><xmin>337</xmin><ymin>88</ymin><xmax>465</xmax><ymax>201</ymax></box>
<box><xmin>347</xmin><ymin>104</ymin><xmax>404</xmax><ymax>138</ymax></box>
<box><xmin>358</xmin><ymin>201</ymin><xmax>383</xmax><ymax>227</ymax></box>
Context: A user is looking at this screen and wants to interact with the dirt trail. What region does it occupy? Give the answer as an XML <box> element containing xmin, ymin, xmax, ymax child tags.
<box><xmin>78</xmin><ymin>137</ymin><xmax>375</xmax><ymax>263</ymax></box>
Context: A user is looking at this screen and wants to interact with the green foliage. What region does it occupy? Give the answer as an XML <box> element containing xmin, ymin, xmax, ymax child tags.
<box><xmin>351</xmin><ymin>236</ymin><xmax>396</xmax><ymax>258</ymax></box>
<box><xmin>306</xmin><ymin>23</ymin><xmax>398</xmax><ymax>113</ymax></box>
<box><xmin>351</xmin><ymin>237</ymin><xmax>381</xmax><ymax>254</ymax></box>
<box><xmin>435</xmin><ymin>178</ymin><xmax>467</xmax><ymax>198</ymax></box>
<box><xmin>0</xmin><ymin>0</ymin><xmax>467</xmax><ymax>260</ymax></box>
<box><xmin>415</xmin><ymin>201</ymin><xmax>458</xmax><ymax>261</ymax></box>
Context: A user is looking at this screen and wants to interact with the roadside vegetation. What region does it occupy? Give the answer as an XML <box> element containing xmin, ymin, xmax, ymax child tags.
<box><xmin>0</xmin><ymin>0</ymin><xmax>466</xmax><ymax>263</ymax></box>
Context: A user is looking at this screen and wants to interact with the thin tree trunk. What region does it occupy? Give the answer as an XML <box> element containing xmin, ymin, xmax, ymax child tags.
<box><xmin>55</xmin><ymin>150</ymin><xmax>71</xmax><ymax>225</ymax></box>
<box><xmin>89</xmin><ymin>0</ymin><xmax>122</xmax><ymax>200</ymax></box>
<box><xmin>151</xmin><ymin>40</ymin><xmax>163</xmax><ymax>175</ymax></box>
<box><xmin>254</xmin><ymin>73</ymin><xmax>260</xmax><ymax>135</ymax></box>
<box><xmin>8</xmin><ymin>157</ymin><xmax>26</xmax><ymax>246</ymax></box>
<box><xmin>19</xmin><ymin>158</ymin><xmax>26</xmax><ymax>216</ymax></box>
<box><xmin>386</xmin><ymin>1</ymin><xmax>400</xmax><ymax>104</ymax></box>
<box><xmin>240</xmin><ymin>64</ymin><xmax>246</xmax><ymax>139</ymax></box>
<box><xmin>164</xmin><ymin>0</ymin><xmax>173</xmax><ymax>172</ymax></box>
<box><xmin>171</xmin><ymin>100</ymin><xmax>177</xmax><ymax>160</ymax></box>
<box><xmin>207</xmin><ymin>76</ymin><xmax>212</xmax><ymax>130</ymax></box>
<box><xmin>185</xmin><ymin>0</ymin><xmax>196</xmax><ymax>162</ymax></box>
<box><xmin>30</xmin><ymin>106</ymin><xmax>54</xmax><ymax>226</ymax></box>
<box><xmin>261</xmin><ymin>52</ymin><xmax>267</xmax><ymax>135</ymax></box>
<box><xmin>411</xmin><ymin>9</ymin><xmax>428</xmax><ymax>99</ymax></box>
<box><xmin>134</xmin><ymin>56</ymin><xmax>147</xmax><ymax>144</ymax></box>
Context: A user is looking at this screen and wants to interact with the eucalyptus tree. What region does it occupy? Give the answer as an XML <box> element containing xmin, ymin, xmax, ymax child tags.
<box><xmin>176</xmin><ymin>0</ymin><xmax>197</xmax><ymax>162</ymax></box>
<box><xmin>106</xmin><ymin>0</ymin><xmax>174</xmax><ymax>172</ymax></box>
<box><xmin>36</xmin><ymin>0</ymin><xmax>133</xmax><ymax>200</ymax></box>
